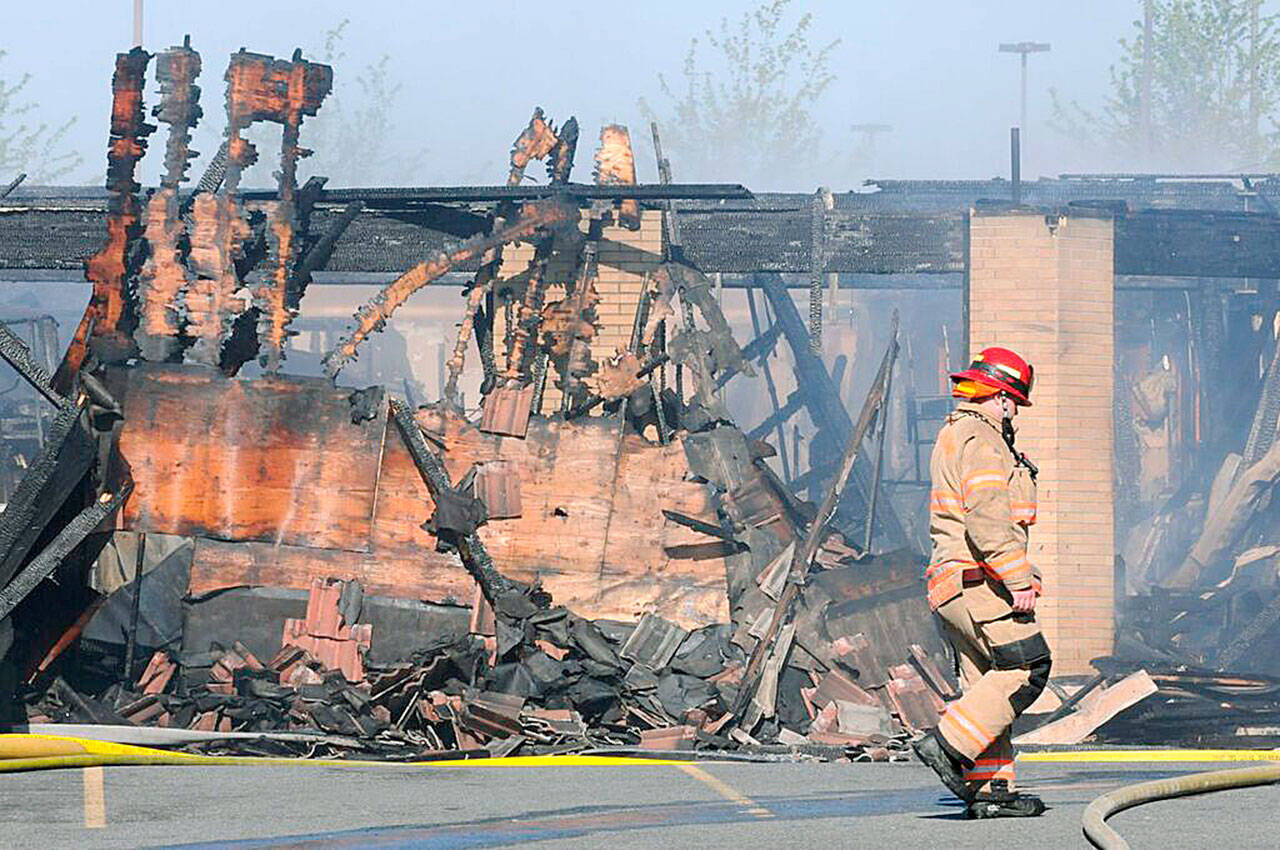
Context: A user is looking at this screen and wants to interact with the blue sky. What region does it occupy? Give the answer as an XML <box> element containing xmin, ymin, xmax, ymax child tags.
<box><xmin>4</xmin><ymin>1</ymin><xmax>1142</xmax><ymax>189</ymax></box>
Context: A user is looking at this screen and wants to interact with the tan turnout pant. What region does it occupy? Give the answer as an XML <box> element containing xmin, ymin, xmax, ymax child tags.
<box><xmin>934</xmin><ymin>577</ymin><xmax>1052</xmax><ymax>794</ymax></box>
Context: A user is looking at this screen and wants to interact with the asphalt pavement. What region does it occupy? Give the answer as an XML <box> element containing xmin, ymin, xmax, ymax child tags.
<box><xmin>1</xmin><ymin>757</ymin><xmax>1276</xmax><ymax>849</ymax></box>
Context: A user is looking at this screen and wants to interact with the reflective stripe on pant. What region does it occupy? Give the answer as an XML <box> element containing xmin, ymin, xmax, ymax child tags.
<box><xmin>934</xmin><ymin>578</ymin><xmax>1052</xmax><ymax>794</ymax></box>
<box><xmin>965</xmin><ymin>750</ymin><xmax>1015</xmax><ymax>786</ymax></box>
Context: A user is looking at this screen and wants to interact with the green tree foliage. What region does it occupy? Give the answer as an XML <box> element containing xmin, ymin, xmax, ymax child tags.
<box><xmin>0</xmin><ymin>49</ymin><xmax>82</xmax><ymax>182</ymax></box>
<box><xmin>1052</xmin><ymin>0</ymin><xmax>1280</xmax><ymax>171</ymax></box>
<box><xmin>639</xmin><ymin>0</ymin><xmax>839</xmax><ymax>189</ymax></box>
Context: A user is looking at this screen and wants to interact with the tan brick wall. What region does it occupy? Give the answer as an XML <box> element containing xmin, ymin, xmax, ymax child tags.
<box><xmin>968</xmin><ymin>212</ymin><xmax>1116</xmax><ymax>675</ymax></box>
<box><xmin>494</xmin><ymin>209</ymin><xmax>662</xmax><ymax>412</ymax></box>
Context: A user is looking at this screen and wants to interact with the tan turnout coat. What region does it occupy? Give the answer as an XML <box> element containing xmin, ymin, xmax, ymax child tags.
<box><xmin>925</xmin><ymin>402</ymin><xmax>1039</xmax><ymax>610</ymax></box>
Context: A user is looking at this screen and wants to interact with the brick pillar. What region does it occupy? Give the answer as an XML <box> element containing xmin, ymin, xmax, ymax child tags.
<box><xmin>593</xmin><ymin>209</ymin><xmax>663</xmax><ymax>358</ymax></box>
<box><xmin>967</xmin><ymin>210</ymin><xmax>1115</xmax><ymax>675</ymax></box>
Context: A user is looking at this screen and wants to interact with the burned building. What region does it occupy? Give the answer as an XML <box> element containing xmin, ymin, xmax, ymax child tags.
<box><xmin>0</xmin><ymin>41</ymin><xmax>954</xmax><ymax>757</ymax></box>
<box><xmin>3</xmin><ymin>39</ymin><xmax>1280</xmax><ymax>756</ymax></box>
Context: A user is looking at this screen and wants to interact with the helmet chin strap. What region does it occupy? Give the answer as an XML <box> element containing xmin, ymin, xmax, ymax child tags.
<box><xmin>1000</xmin><ymin>395</ymin><xmax>1017</xmax><ymax>446</ymax></box>
<box><xmin>998</xmin><ymin>394</ymin><xmax>1039</xmax><ymax>479</ymax></box>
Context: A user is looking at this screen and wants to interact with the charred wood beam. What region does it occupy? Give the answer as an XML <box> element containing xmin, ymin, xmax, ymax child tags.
<box><xmin>1</xmin><ymin>173</ymin><xmax>26</xmax><ymax>199</ymax></box>
<box><xmin>237</xmin><ymin>183</ymin><xmax>753</xmax><ymax>204</ymax></box>
<box><xmin>1115</xmin><ymin>209</ymin><xmax>1280</xmax><ymax>278</ymax></box>
<box><xmin>186</xmin><ymin>52</ymin><xmax>333</xmax><ymax>374</ymax></box>
<box><xmin>326</xmin><ymin>200</ymin><xmax>577</xmax><ymax>379</ymax></box>
<box><xmin>194</xmin><ymin>140</ymin><xmax>229</xmax><ymax>196</ymax></box>
<box><xmin>0</xmin><ymin>322</ymin><xmax>64</xmax><ymax>407</ymax></box>
<box><xmin>217</xmin><ymin>178</ymin><xmax>333</xmax><ymax>376</ymax></box>
<box><xmin>294</xmin><ymin>201</ymin><xmax>363</xmax><ymax>292</ymax></box>
<box><xmin>134</xmin><ymin>187</ymin><xmax>189</xmax><ymax>361</ymax></box>
<box><xmin>501</xmin><ymin>239</ymin><xmax>552</xmax><ymax>385</ymax></box>
<box><xmin>735</xmin><ymin>315</ymin><xmax>900</xmax><ymax>722</ymax></box>
<box><xmin>747</xmin><ymin>390</ymin><xmax>804</xmax><ymax>442</ymax></box>
<box><xmin>123</xmin><ymin>532</ymin><xmax>146</xmax><ymax>678</ymax></box>
<box><xmin>508</xmin><ymin>108</ymin><xmax>560</xmax><ymax>186</ymax></box>
<box><xmin>1026</xmin><ymin>672</ymin><xmax>1106</xmax><ymax>730</ymax></box>
<box><xmin>650</xmin><ymin>122</ymin><xmax>683</xmax><ymax>256</ymax></box>
<box><xmin>154</xmin><ymin>39</ymin><xmax>202</xmax><ymax>189</ymax></box>
<box><xmin>53</xmin><ymin>47</ymin><xmax>154</xmax><ymax>392</ymax></box>
<box><xmin>531</xmin><ymin>349</ymin><xmax>550</xmax><ymax>415</ymax></box>
<box><xmin>256</xmin><ymin>199</ymin><xmax>299</xmax><ymax>371</ymax></box>
<box><xmin>0</xmin><ymin>484</ymin><xmax>132</xmax><ymax>622</ymax></box>
<box><xmin>222</xmin><ymin>50</ymin><xmax>332</xmax><ymax>194</ymax></box>
<box><xmin>0</xmin><ymin>400</ymin><xmax>95</xmax><ymax>589</ymax></box>
<box><xmin>757</xmin><ymin>272</ymin><xmax>906</xmax><ymax>547</ymax></box>
<box><xmin>745</xmin><ymin>287</ymin><xmax>790</xmax><ymax>481</ymax></box>
<box><xmin>660</xmin><ymin>509</ymin><xmax>738</xmax><ymax>543</ymax></box>
<box><xmin>135</xmin><ymin>39</ymin><xmax>202</xmax><ymax>363</ymax></box>
<box><xmin>184</xmin><ymin>193</ymin><xmax>249</xmax><ymax>367</ymax></box>
<box><xmin>0</xmin><ymin>211</ymin><xmax>949</xmax><ymax>278</ymax></box>
<box><xmin>88</xmin><ymin>46</ymin><xmax>154</xmax><ymax>357</ymax></box>
<box><xmin>446</xmin><ymin>271</ymin><xmax>492</xmax><ymax>403</ymax></box>
<box><xmin>547</xmin><ymin>117</ymin><xmax>579</xmax><ymax>185</ymax></box>
<box><xmin>862</xmin><ymin>348</ymin><xmax>895</xmax><ymax>550</ymax></box>
<box><xmin>224</xmin><ymin>51</ymin><xmax>332</xmax><ymax>372</ymax></box>
<box><xmin>388</xmin><ymin>399</ymin><xmax>546</xmax><ymax>609</ymax></box>
<box><xmin>447</xmin><ymin>110</ymin><xmax>573</xmax><ymax>402</ymax></box>
<box><xmin>808</xmin><ymin>189</ymin><xmax>832</xmax><ymax>353</ymax></box>
<box><xmin>22</xmin><ymin>204</ymin><xmax>1280</xmax><ymax>279</ymax></box>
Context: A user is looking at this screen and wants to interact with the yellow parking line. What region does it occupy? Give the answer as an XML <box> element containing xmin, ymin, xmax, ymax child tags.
<box><xmin>82</xmin><ymin>766</ymin><xmax>105</xmax><ymax>828</ymax></box>
<box><xmin>678</xmin><ymin>763</ymin><xmax>773</xmax><ymax>818</ymax></box>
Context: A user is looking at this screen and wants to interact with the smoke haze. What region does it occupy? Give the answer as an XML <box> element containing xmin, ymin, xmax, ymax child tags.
<box><xmin>1</xmin><ymin>1</ymin><xmax>1147</xmax><ymax>190</ymax></box>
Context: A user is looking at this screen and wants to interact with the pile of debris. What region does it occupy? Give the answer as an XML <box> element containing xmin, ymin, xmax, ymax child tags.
<box><xmin>3</xmin><ymin>40</ymin><xmax>952</xmax><ymax>766</ymax></box>
<box><xmin>27</xmin><ymin>574</ymin><xmax>955</xmax><ymax>762</ymax></box>
<box><xmin>1089</xmin><ymin>660</ymin><xmax>1280</xmax><ymax>746</ymax></box>
<box><xmin>1091</xmin><ymin>351</ymin><xmax>1280</xmax><ymax>747</ymax></box>
<box><xmin>1009</xmin><ymin>658</ymin><xmax>1280</xmax><ymax>748</ymax></box>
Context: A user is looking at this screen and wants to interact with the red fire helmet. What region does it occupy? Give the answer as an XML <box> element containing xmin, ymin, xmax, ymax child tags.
<box><xmin>950</xmin><ymin>346</ymin><xmax>1034</xmax><ymax>406</ymax></box>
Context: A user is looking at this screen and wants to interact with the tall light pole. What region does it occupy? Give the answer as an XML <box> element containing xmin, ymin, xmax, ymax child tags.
<box><xmin>1250</xmin><ymin>0</ymin><xmax>1261</xmax><ymax>163</ymax></box>
<box><xmin>998</xmin><ymin>42</ymin><xmax>1051</xmax><ymax>134</ymax></box>
<box><xmin>1141</xmin><ymin>0</ymin><xmax>1153</xmax><ymax>156</ymax></box>
<box><xmin>133</xmin><ymin>0</ymin><xmax>143</xmax><ymax>47</ymax></box>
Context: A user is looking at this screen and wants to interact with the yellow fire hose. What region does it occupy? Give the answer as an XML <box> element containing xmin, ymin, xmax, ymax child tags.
<box><xmin>1082</xmin><ymin>763</ymin><xmax>1280</xmax><ymax>849</ymax></box>
<box><xmin>0</xmin><ymin>734</ymin><xmax>685</xmax><ymax>771</ymax></box>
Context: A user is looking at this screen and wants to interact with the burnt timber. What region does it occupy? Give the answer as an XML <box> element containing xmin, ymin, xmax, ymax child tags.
<box><xmin>10</xmin><ymin>178</ymin><xmax>1280</xmax><ymax>281</ymax></box>
<box><xmin>104</xmin><ymin>363</ymin><xmax>740</xmax><ymax>626</ymax></box>
<box><xmin>9</xmin><ymin>38</ymin><xmax>1280</xmax><ymax>763</ymax></box>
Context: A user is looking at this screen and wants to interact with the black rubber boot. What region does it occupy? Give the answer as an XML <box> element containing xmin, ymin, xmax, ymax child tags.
<box><xmin>911</xmin><ymin>730</ymin><xmax>974</xmax><ymax>802</ymax></box>
<box><xmin>966</xmin><ymin>781</ymin><xmax>1046</xmax><ymax>818</ymax></box>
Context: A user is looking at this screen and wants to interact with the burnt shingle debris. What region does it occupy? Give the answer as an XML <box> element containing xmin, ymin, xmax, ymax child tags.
<box><xmin>25</xmin><ymin>568</ymin><xmax>956</xmax><ymax>762</ymax></box>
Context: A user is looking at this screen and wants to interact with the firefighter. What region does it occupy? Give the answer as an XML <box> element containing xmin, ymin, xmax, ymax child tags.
<box><xmin>911</xmin><ymin>346</ymin><xmax>1051</xmax><ymax>819</ymax></box>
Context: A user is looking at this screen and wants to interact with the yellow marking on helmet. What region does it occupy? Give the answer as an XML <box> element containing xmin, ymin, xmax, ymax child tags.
<box><xmin>993</xmin><ymin>362</ymin><xmax>1021</xmax><ymax>379</ymax></box>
